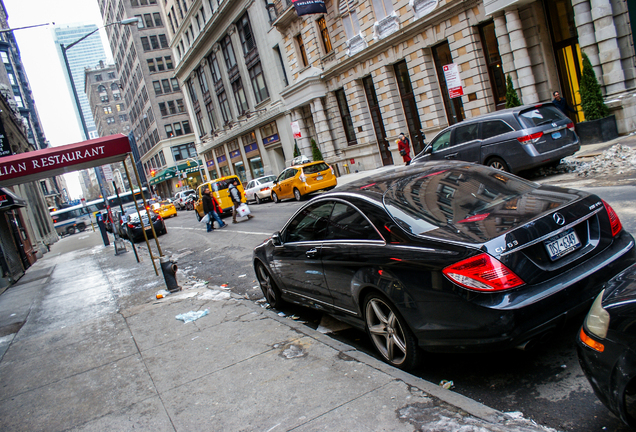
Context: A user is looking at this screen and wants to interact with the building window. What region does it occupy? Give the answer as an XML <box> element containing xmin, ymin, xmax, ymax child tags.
<box><xmin>153</xmin><ymin>12</ymin><xmax>162</xmax><ymax>27</ymax></box>
<box><xmin>200</xmin><ymin>6</ymin><xmax>206</xmax><ymax>21</ymax></box>
<box><xmin>209</xmin><ymin>55</ymin><xmax>222</xmax><ymax>83</ymax></box>
<box><xmin>174</xmin><ymin>122</ymin><xmax>183</xmax><ymax>136</ymax></box>
<box><xmin>100</xmin><ymin>95</ymin><xmax>109</xmax><ymax>103</ymax></box>
<box><xmin>195</xmin><ymin>109</ymin><xmax>204</xmax><ymax>133</ymax></box>
<box><xmin>103</xmin><ymin>106</ymin><xmax>113</xmax><ymax>114</ymax></box>
<box><xmin>106</xmin><ymin>117</ymin><xmax>116</xmax><ymax>124</ymax></box>
<box><xmin>198</xmin><ymin>67</ymin><xmax>209</xmax><ymax>94</ymax></box>
<box><xmin>177</xmin><ymin>99</ymin><xmax>185</xmax><ymax>113</ymax></box>
<box><xmin>183</xmin><ymin>120</ymin><xmax>192</xmax><ymax>134</ymax></box>
<box><xmin>147</xmin><ymin>59</ymin><xmax>156</xmax><ymax>72</ymax></box>
<box><xmin>274</xmin><ymin>45</ymin><xmax>288</xmax><ymax>87</ymax></box>
<box><xmin>232</xmin><ymin>78</ymin><xmax>249</xmax><ymax>115</ymax></box>
<box><xmin>218</xmin><ymin>90</ymin><xmax>231</xmax><ymax>123</ymax></box>
<box><xmin>153</xmin><ymin>80</ymin><xmax>162</xmax><ymax>95</ymax></box>
<box><xmin>159</xmin><ymin>34</ymin><xmax>169</xmax><ymax>48</ymax></box>
<box><xmin>149</xmin><ymin>35</ymin><xmax>160</xmax><ymax>50</ymax></box>
<box><xmin>171</xmin><ymin>78</ymin><xmax>180</xmax><ymax>91</ymax></box>
<box><xmin>187</xmin><ymin>79</ymin><xmax>198</xmax><ymax>102</ymax></box>
<box><xmin>165</xmin><ymin>124</ymin><xmax>173</xmax><ymax>137</ymax></box>
<box><xmin>296</xmin><ymin>34</ymin><xmax>308</xmax><ymax>67</ymax></box>
<box><xmin>159</xmin><ymin>102</ymin><xmax>168</xmax><ymax>116</ymax></box>
<box><xmin>317</xmin><ymin>17</ymin><xmax>332</xmax><ymax>53</ymax></box>
<box><xmin>340</xmin><ymin>0</ymin><xmax>360</xmax><ymax>39</ymax></box>
<box><xmin>165</xmin><ymin>56</ymin><xmax>173</xmax><ymax>69</ymax></box>
<box><xmin>371</xmin><ymin>0</ymin><xmax>394</xmax><ymax>20</ymax></box>
<box><xmin>95</xmin><ymin>74</ymin><xmax>103</xmax><ymax>82</ymax></box>
<box><xmin>172</xmin><ymin>143</ymin><xmax>196</xmax><ymax>161</ymax></box>
<box><xmin>162</xmin><ymin>79</ymin><xmax>171</xmax><ymax>93</ymax></box>
<box><xmin>119</xmin><ymin>114</ymin><xmax>128</xmax><ymax>122</ymax></box>
<box><xmin>168</xmin><ymin>100</ymin><xmax>176</xmax><ymax>114</ymax></box>
<box><xmin>249</xmin><ymin>62</ymin><xmax>269</xmax><ymax>104</ymax></box>
<box><xmin>141</xmin><ymin>36</ymin><xmax>150</xmax><ymax>51</ymax></box>
<box><xmin>237</xmin><ymin>13</ymin><xmax>255</xmax><ymax>55</ymax></box>
<box><xmin>478</xmin><ymin>21</ymin><xmax>507</xmax><ymax>109</ymax></box>
<box><xmin>144</xmin><ymin>13</ymin><xmax>154</xmax><ymax>28</ymax></box>
<box><xmin>220</xmin><ymin>34</ymin><xmax>237</xmax><ymax>70</ymax></box>
<box><xmin>335</xmin><ymin>88</ymin><xmax>357</xmax><ymax>146</ymax></box>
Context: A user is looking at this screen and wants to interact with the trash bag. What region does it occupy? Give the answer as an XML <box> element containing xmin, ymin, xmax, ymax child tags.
<box><xmin>175</xmin><ymin>309</ymin><xmax>209</xmax><ymax>323</ymax></box>
<box><xmin>200</xmin><ymin>213</ymin><xmax>210</xmax><ymax>224</ymax></box>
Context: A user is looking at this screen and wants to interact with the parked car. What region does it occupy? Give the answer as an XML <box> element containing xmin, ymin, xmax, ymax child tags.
<box><xmin>577</xmin><ymin>263</ymin><xmax>636</xmax><ymax>429</ymax></box>
<box><xmin>121</xmin><ymin>208</ymin><xmax>167</xmax><ymax>242</ymax></box>
<box><xmin>412</xmin><ymin>103</ymin><xmax>580</xmax><ymax>174</ymax></box>
<box><xmin>244</xmin><ymin>175</ymin><xmax>277</xmax><ymax>204</ymax></box>
<box><xmin>253</xmin><ymin>161</ymin><xmax>635</xmax><ymax>370</ymax></box>
<box><xmin>174</xmin><ymin>189</ymin><xmax>196</xmax><ymax>210</ymax></box>
<box><xmin>150</xmin><ymin>200</ymin><xmax>177</xmax><ymax>219</ymax></box>
<box><xmin>194</xmin><ymin>175</ymin><xmax>245</xmax><ymax>221</ymax></box>
<box><xmin>271</xmin><ymin>161</ymin><xmax>337</xmax><ymax>203</ymax></box>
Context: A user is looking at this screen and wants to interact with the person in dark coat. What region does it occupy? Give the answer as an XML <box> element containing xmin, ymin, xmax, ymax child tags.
<box><xmin>397</xmin><ymin>133</ymin><xmax>411</xmax><ymax>166</ymax></box>
<box><xmin>552</xmin><ymin>91</ymin><xmax>576</xmax><ymax>117</ymax></box>
<box><xmin>228</xmin><ymin>179</ymin><xmax>254</xmax><ymax>224</ymax></box>
<box><xmin>202</xmin><ymin>188</ymin><xmax>226</xmax><ymax>232</ymax></box>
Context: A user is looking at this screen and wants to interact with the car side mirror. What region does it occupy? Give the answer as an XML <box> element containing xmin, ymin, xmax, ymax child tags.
<box><xmin>271</xmin><ymin>231</ymin><xmax>282</xmax><ymax>246</ymax></box>
<box><xmin>424</xmin><ymin>144</ymin><xmax>432</xmax><ymax>154</ymax></box>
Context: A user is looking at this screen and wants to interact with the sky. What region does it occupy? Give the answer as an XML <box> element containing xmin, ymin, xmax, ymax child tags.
<box><xmin>3</xmin><ymin>0</ymin><xmax>112</xmax><ymax>200</ymax></box>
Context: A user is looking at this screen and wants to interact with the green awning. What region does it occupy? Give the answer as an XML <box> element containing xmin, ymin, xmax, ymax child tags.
<box><xmin>149</xmin><ymin>167</ymin><xmax>177</xmax><ymax>185</ymax></box>
<box><xmin>175</xmin><ymin>160</ymin><xmax>204</xmax><ymax>174</ymax></box>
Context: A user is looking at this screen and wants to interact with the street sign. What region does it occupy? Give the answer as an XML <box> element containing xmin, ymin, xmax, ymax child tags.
<box><xmin>291</xmin><ymin>121</ymin><xmax>302</xmax><ymax>139</ymax></box>
<box><xmin>102</xmin><ymin>165</ymin><xmax>114</xmax><ymax>182</ymax></box>
<box><xmin>443</xmin><ymin>63</ymin><xmax>464</xmax><ymax>99</ymax></box>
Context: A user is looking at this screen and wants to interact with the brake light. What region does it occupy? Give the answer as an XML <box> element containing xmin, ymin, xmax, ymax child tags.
<box><xmin>517</xmin><ymin>132</ymin><xmax>543</xmax><ymax>144</ymax></box>
<box><xmin>260</xmin><ymin>187</ymin><xmax>270</xmax><ymax>192</ymax></box>
<box><xmin>443</xmin><ymin>253</ymin><xmax>525</xmax><ymax>292</ymax></box>
<box><xmin>567</xmin><ymin>122</ymin><xmax>575</xmax><ymax>132</ymax></box>
<box><xmin>128</xmin><ymin>223</ymin><xmax>134</xmax><ymax>228</ymax></box>
<box><xmin>330</xmin><ymin>165</ymin><xmax>334</xmax><ymax>175</ymax></box>
<box><xmin>602</xmin><ymin>200</ymin><xmax>622</xmax><ymax>237</ymax></box>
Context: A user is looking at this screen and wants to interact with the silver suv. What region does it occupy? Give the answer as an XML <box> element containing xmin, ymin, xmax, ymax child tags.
<box><xmin>173</xmin><ymin>189</ymin><xmax>195</xmax><ymax>210</ymax></box>
<box><xmin>413</xmin><ymin>103</ymin><xmax>580</xmax><ymax>174</ymax></box>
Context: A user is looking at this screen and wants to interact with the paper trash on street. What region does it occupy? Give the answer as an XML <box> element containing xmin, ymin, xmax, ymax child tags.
<box><xmin>175</xmin><ymin>309</ymin><xmax>209</xmax><ymax>323</ymax></box>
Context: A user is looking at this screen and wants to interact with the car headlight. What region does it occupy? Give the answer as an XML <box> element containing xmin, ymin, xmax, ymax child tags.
<box><xmin>585</xmin><ymin>290</ymin><xmax>610</xmax><ymax>339</ymax></box>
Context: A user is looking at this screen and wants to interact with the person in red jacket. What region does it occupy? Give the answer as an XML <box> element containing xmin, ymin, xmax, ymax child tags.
<box><xmin>397</xmin><ymin>133</ymin><xmax>411</xmax><ymax>166</ymax></box>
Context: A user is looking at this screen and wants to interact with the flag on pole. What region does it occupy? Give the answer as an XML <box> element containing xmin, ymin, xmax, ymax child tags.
<box><xmin>293</xmin><ymin>0</ymin><xmax>327</xmax><ymax>16</ymax></box>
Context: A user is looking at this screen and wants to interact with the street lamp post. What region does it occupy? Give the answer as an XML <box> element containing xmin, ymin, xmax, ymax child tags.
<box><xmin>59</xmin><ymin>17</ymin><xmax>139</xmax><ymax>202</ymax></box>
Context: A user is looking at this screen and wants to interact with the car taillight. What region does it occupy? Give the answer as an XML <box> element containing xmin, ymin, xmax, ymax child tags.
<box><xmin>260</xmin><ymin>187</ymin><xmax>270</xmax><ymax>192</ymax></box>
<box><xmin>517</xmin><ymin>132</ymin><xmax>543</xmax><ymax>144</ymax></box>
<box><xmin>127</xmin><ymin>223</ymin><xmax>134</xmax><ymax>228</ymax></box>
<box><xmin>567</xmin><ymin>122</ymin><xmax>575</xmax><ymax>132</ymax></box>
<box><xmin>330</xmin><ymin>165</ymin><xmax>335</xmax><ymax>175</ymax></box>
<box><xmin>602</xmin><ymin>199</ymin><xmax>622</xmax><ymax>237</ymax></box>
<box><xmin>443</xmin><ymin>253</ymin><xmax>525</xmax><ymax>292</ymax></box>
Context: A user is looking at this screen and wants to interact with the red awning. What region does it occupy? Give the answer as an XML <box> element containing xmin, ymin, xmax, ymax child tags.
<box><xmin>0</xmin><ymin>134</ymin><xmax>132</xmax><ymax>187</ymax></box>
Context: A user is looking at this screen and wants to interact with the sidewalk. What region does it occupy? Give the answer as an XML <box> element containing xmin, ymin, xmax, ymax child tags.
<box><xmin>0</xmin><ymin>234</ymin><xmax>554</xmax><ymax>431</ymax></box>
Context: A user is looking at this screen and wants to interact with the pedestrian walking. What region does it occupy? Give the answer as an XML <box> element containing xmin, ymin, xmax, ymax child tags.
<box><xmin>202</xmin><ymin>188</ymin><xmax>227</xmax><ymax>232</ymax></box>
<box><xmin>229</xmin><ymin>179</ymin><xmax>254</xmax><ymax>224</ymax></box>
<box><xmin>552</xmin><ymin>91</ymin><xmax>576</xmax><ymax>117</ymax></box>
<box><xmin>397</xmin><ymin>132</ymin><xmax>411</xmax><ymax>166</ymax></box>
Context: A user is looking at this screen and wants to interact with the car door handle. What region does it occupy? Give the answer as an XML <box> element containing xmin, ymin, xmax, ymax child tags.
<box><xmin>445</xmin><ymin>153</ymin><xmax>458</xmax><ymax>159</ymax></box>
<box><xmin>306</xmin><ymin>248</ymin><xmax>318</xmax><ymax>258</ymax></box>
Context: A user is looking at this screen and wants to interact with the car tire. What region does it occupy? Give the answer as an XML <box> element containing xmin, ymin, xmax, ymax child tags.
<box><xmin>487</xmin><ymin>157</ymin><xmax>509</xmax><ymax>172</ymax></box>
<box><xmin>364</xmin><ymin>292</ymin><xmax>419</xmax><ymax>371</ymax></box>
<box><xmin>294</xmin><ymin>188</ymin><xmax>302</xmax><ymax>201</ymax></box>
<box><xmin>256</xmin><ymin>262</ymin><xmax>283</xmax><ymax>308</ymax></box>
<box><xmin>255</xmin><ymin>195</ymin><xmax>261</xmax><ymax>205</ymax></box>
<box><xmin>67</xmin><ymin>226</ymin><xmax>76</xmax><ymax>235</ymax></box>
<box><xmin>272</xmin><ymin>192</ymin><xmax>280</xmax><ymax>204</ymax></box>
<box><xmin>195</xmin><ymin>212</ymin><xmax>201</xmax><ymax>222</ymax></box>
<box><xmin>77</xmin><ymin>224</ymin><xmax>86</xmax><ymax>232</ymax></box>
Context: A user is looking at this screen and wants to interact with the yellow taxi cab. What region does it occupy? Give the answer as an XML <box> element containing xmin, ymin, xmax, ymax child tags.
<box><xmin>150</xmin><ymin>200</ymin><xmax>177</xmax><ymax>219</ymax></box>
<box><xmin>195</xmin><ymin>175</ymin><xmax>245</xmax><ymax>220</ymax></box>
<box><xmin>271</xmin><ymin>160</ymin><xmax>337</xmax><ymax>202</ymax></box>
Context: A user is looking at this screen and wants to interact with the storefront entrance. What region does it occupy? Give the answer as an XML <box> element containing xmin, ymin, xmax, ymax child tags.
<box><xmin>545</xmin><ymin>0</ymin><xmax>585</xmax><ymax>122</ymax></box>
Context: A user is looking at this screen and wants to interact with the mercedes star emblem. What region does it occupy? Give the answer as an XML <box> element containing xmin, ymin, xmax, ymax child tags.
<box><xmin>553</xmin><ymin>212</ymin><xmax>565</xmax><ymax>226</ymax></box>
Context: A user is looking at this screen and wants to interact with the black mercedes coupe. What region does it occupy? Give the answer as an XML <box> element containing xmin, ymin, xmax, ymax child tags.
<box><xmin>253</xmin><ymin>162</ymin><xmax>635</xmax><ymax>370</ymax></box>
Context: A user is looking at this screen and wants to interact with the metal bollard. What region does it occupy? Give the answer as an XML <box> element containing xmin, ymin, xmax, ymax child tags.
<box><xmin>160</xmin><ymin>256</ymin><xmax>181</xmax><ymax>293</ymax></box>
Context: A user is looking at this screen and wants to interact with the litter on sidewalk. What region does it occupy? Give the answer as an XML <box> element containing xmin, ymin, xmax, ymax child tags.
<box><xmin>156</xmin><ymin>289</ymin><xmax>170</xmax><ymax>299</ymax></box>
<box><xmin>175</xmin><ymin>309</ymin><xmax>209</xmax><ymax>323</ymax></box>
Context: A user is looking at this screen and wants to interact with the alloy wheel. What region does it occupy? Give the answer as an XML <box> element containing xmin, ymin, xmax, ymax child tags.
<box><xmin>294</xmin><ymin>188</ymin><xmax>302</xmax><ymax>201</ymax></box>
<box><xmin>256</xmin><ymin>263</ymin><xmax>282</xmax><ymax>308</ymax></box>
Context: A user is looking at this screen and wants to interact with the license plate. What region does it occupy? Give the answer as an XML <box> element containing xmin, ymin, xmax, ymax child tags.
<box><xmin>551</xmin><ymin>131</ymin><xmax>562</xmax><ymax>139</ymax></box>
<box><xmin>544</xmin><ymin>228</ymin><xmax>581</xmax><ymax>260</ymax></box>
<box><xmin>316</xmin><ymin>176</ymin><xmax>323</xmax><ymax>180</ymax></box>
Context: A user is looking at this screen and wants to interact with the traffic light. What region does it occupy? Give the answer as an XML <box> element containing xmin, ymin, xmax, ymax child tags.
<box><xmin>187</xmin><ymin>161</ymin><xmax>191</xmax><ymax>167</ymax></box>
<box><xmin>151</xmin><ymin>170</ymin><xmax>156</xmax><ymax>177</ymax></box>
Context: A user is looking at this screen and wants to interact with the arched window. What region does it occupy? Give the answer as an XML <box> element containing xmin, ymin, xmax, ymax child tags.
<box><xmin>97</xmin><ymin>85</ymin><xmax>106</xmax><ymax>93</ymax></box>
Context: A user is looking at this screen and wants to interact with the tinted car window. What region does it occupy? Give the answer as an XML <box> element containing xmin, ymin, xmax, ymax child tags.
<box><xmin>454</xmin><ymin>124</ymin><xmax>480</xmax><ymax>146</ymax></box>
<box><xmin>481</xmin><ymin>120</ymin><xmax>514</xmax><ymax>139</ymax></box>
<box><xmin>246</xmin><ymin>181</ymin><xmax>254</xmax><ymax>189</ymax></box>
<box><xmin>260</xmin><ymin>175</ymin><xmax>277</xmax><ymax>183</ymax></box>
<box><xmin>285</xmin><ymin>202</ymin><xmax>334</xmax><ymax>243</ymax></box>
<box><xmin>276</xmin><ymin>171</ymin><xmax>286</xmax><ymax>183</ymax></box>
<box><xmin>285</xmin><ymin>169</ymin><xmax>298</xmax><ymax>180</ymax></box>
<box><xmin>211</xmin><ymin>179</ymin><xmax>231</xmax><ymax>191</ymax></box>
<box><xmin>518</xmin><ymin>105</ymin><xmax>566</xmax><ymax>128</ymax></box>
<box><xmin>326</xmin><ymin>202</ymin><xmax>382</xmax><ymax>241</ymax></box>
<box><xmin>431</xmin><ymin>130</ymin><xmax>452</xmax><ymax>152</ymax></box>
<box><xmin>303</xmin><ymin>162</ymin><xmax>329</xmax><ymax>174</ymax></box>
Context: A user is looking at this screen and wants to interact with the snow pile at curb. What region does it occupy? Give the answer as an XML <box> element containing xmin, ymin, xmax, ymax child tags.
<box><xmin>562</xmin><ymin>144</ymin><xmax>636</xmax><ymax>177</ymax></box>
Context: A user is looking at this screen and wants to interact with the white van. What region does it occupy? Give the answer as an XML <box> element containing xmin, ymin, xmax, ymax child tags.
<box><xmin>173</xmin><ymin>189</ymin><xmax>195</xmax><ymax>210</ymax></box>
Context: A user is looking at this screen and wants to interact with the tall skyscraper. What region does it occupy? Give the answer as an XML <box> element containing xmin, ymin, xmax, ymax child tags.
<box><xmin>53</xmin><ymin>24</ymin><xmax>108</xmax><ymax>140</ymax></box>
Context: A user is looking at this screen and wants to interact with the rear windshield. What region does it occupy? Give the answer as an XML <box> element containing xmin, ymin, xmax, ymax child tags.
<box><xmin>383</xmin><ymin>165</ymin><xmax>538</xmax><ymax>235</ymax></box>
<box><xmin>303</xmin><ymin>162</ymin><xmax>330</xmax><ymax>175</ymax></box>
<box><xmin>518</xmin><ymin>105</ymin><xmax>566</xmax><ymax>128</ymax></box>
<box><xmin>259</xmin><ymin>175</ymin><xmax>277</xmax><ymax>183</ymax></box>
<box><xmin>210</xmin><ymin>178</ymin><xmax>238</xmax><ymax>192</ymax></box>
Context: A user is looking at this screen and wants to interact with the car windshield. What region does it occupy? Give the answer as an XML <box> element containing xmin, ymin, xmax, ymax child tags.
<box><xmin>303</xmin><ymin>162</ymin><xmax>329</xmax><ymax>174</ymax></box>
<box><xmin>210</xmin><ymin>179</ymin><xmax>235</xmax><ymax>192</ymax></box>
<box><xmin>383</xmin><ymin>165</ymin><xmax>539</xmax><ymax>236</ymax></box>
<box><xmin>518</xmin><ymin>105</ymin><xmax>566</xmax><ymax>128</ymax></box>
<box><xmin>258</xmin><ymin>175</ymin><xmax>277</xmax><ymax>183</ymax></box>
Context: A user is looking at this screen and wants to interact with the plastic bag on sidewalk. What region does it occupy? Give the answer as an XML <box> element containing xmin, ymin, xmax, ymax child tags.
<box><xmin>200</xmin><ymin>213</ymin><xmax>210</xmax><ymax>224</ymax></box>
<box><xmin>175</xmin><ymin>309</ymin><xmax>209</xmax><ymax>323</ymax></box>
<box><xmin>237</xmin><ymin>203</ymin><xmax>251</xmax><ymax>217</ymax></box>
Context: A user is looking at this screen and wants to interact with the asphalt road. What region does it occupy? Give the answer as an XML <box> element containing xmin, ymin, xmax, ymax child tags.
<box><xmin>152</xmin><ymin>177</ymin><xmax>635</xmax><ymax>432</ymax></box>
